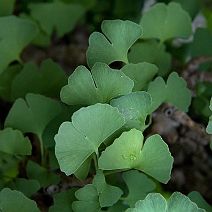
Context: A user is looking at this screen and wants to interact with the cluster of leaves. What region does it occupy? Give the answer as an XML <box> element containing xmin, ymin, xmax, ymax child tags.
<box><xmin>0</xmin><ymin>0</ymin><xmax>211</xmax><ymax>211</ymax></box>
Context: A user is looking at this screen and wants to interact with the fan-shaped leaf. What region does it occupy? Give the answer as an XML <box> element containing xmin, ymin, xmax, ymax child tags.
<box><xmin>55</xmin><ymin>103</ymin><xmax>125</xmax><ymax>175</ymax></box>
<box><xmin>60</xmin><ymin>63</ymin><xmax>134</xmax><ymax>106</ymax></box>
<box><xmin>87</xmin><ymin>20</ymin><xmax>142</xmax><ymax>68</ymax></box>
<box><xmin>98</xmin><ymin>129</ymin><xmax>173</xmax><ymax>183</ymax></box>
<box><xmin>126</xmin><ymin>192</ymin><xmax>205</xmax><ymax>212</ymax></box>
<box><xmin>121</xmin><ymin>62</ymin><xmax>158</xmax><ymax>91</ymax></box>
<box><xmin>0</xmin><ymin>128</ymin><xmax>31</xmax><ymax>156</ymax></box>
<box><xmin>29</xmin><ymin>1</ymin><xmax>85</xmax><ymax>37</ymax></box>
<box><xmin>128</xmin><ymin>40</ymin><xmax>171</xmax><ymax>76</ymax></box>
<box><xmin>0</xmin><ymin>188</ymin><xmax>39</xmax><ymax>212</ymax></box>
<box><xmin>110</xmin><ymin>92</ymin><xmax>152</xmax><ymax>131</ymax></box>
<box><xmin>147</xmin><ymin>72</ymin><xmax>191</xmax><ymax>112</ymax></box>
<box><xmin>0</xmin><ymin>16</ymin><xmax>38</xmax><ymax>73</ymax></box>
<box><xmin>140</xmin><ymin>2</ymin><xmax>192</xmax><ymax>42</ymax></box>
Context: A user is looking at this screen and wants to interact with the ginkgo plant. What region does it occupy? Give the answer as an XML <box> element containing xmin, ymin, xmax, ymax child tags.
<box><xmin>0</xmin><ymin>1</ymin><xmax>211</xmax><ymax>212</ymax></box>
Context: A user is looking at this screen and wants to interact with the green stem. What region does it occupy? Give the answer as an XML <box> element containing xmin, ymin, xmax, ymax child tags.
<box><xmin>93</xmin><ymin>153</ymin><xmax>98</xmax><ymax>172</ymax></box>
<box><xmin>38</xmin><ymin>134</ymin><xmax>45</xmax><ymax>165</ymax></box>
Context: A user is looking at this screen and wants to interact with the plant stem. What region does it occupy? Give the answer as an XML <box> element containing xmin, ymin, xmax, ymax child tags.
<box><xmin>38</xmin><ymin>134</ymin><xmax>45</xmax><ymax>165</ymax></box>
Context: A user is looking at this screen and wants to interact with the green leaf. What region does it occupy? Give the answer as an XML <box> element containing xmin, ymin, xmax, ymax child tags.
<box><xmin>0</xmin><ymin>153</ymin><xmax>19</xmax><ymax>182</ymax></box>
<box><xmin>5</xmin><ymin>93</ymin><xmax>62</xmax><ymax>138</ymax></box>
<box><xmin>0</xmin><ymin>0</ymin><xmax>15</xmax><ymax>16</ymax></box>
<box><xmin>11</xmin><ymin>59</ymin><xmax>67</xmax><ymax>100</ymax></box>
<box><xmin>72</xmin><ymin>172</ymin><xmax>123</xmax><ymax>211</ymax></box>
<box><xmin>0</xmin><ymin>16</ymin><xmax>38</xmax><ymax>73</ymax></box>
<box><xmin>98</xmin><ymin>129</ymin><xmax>173</xmax><ymax>183</ymax></box>
<box><xmin>26</xmin><ymin>160</ymin><xmax>60</xmax><ymax>187</ymax></box>
<box><xmin>29</xmin><ymin>1</ymin><xmax>85</xmax><ymax>37</ymax></box>
<box><xmin>8</xmin><ymin>178</ymin><xmax>40</xmax><ymax>197</ymax></box>
<box><xmin>140</xmin><ymin>2</ymin><xmax>192</xmax><ymax>42</ymax></box>
<box><xmin>72</xmin><ymin>184</ymin><xmax>100</xmax><ymax>212</ymax></box>
<box><xmin>147</xmin><ymin>72</ymin><xmax>191</xmax><ymax>112</ymax></box>
<box><xmin>188</xmin><ymin>191</ymin><xmax>212</xmax><ymax>212</ymax></box>
<box><xmin>206</xmin><ymin>98</ymin><xmax>212</xmax><ymax>134</ymax></box>
<box><xmin>128</xmin><ymin>40</ymin><xmax>171</xmax><ymax>76</ymax></box>
<box><xmin>55</xmin><ymin>103</ymin><xmax>125</xmax><ymax>175</ymax></box>
<box><xmin>0</xmin><ymin>64</ymin><xmax>21</xmax><ymax>101</ymax></box>
<box><xmin>60</xmin><ymin>62</ymin><xmax>134</xmax><ymax>106</ymax></box>
<box><xmin>87</xmin><ymin>19</ymin><xmax>142</xmax><ymax>68</ymax></box>
<box><xmin>49</xmin><ymin>189</ymin><xmax>77</xmax><ymax>212</ymax></box>
<box><xmin>190</xmin><ymin>28</ymin><xmax>212</xmax><ymax>57</ymax></box>
<box><xmin>0</xmin><ymin>128</ymin><xmax>31</xmax><ymax>156</ymax></box>
<box><xmin>126</xmin><ymin>192</ymin><xmax>205</xmax><ymax>212</ymax></box>
<box><xmin>173</xmin><ymin>0</ymin><xmax>201</xmax><ymax>19</ymax></box>
<box><xmin>122</xmin><ymin>170</ymin><xmax>156</xmax><ymax>207</ymax></box>
<box><xmin>93</xmin><ymin>171</ymin><xmax>123</xmax><ymax>207</ymax></box>
<box><xmin>0</xmin><ymin>188</ymin><xmax>39</xmax><ymax>212</ymax></box>
<box><xmin>110</xmin><ymin>92</ymin><xmax>152</xmax><ymax>131</ymax></box>
<box><xmin>121</xmin><ymin>62</ymin><xmax>158</xmax><ymax>91</ymax></box>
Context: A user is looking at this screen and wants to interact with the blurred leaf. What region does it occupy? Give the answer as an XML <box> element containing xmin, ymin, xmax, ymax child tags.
<box><xmin>0</xmin><ymin>188</ymin><xmax>39</xmax><ymax>212</ymax></box>
<box><xmin>29</xmin><ymin>1</ymin><xmax>85</xmax><ymax>37</ymax></box>
<box><xmin>11</xmin><ymin>59</ymin><xmax>67</xmax><ymax>100</ymax></box>
<box><xmin>0</xmin><ymin>128</ymin><xmax>31</xmax><ymax>156</ymax></box>
<box><xmin>60</xmin><ymin>62</ymin><xmax>133</xmax><ymax>106</ymax></box>
<box><xmin>126</xmin><ymin>192</ymin><xmax>205</xmax><ymax>212</ymax></box>
<box><xmin>140</xmin><ymin>2</ymin><xmax>192</xmax><ymax>42</ymax></box>
<box><xmin>0</xmin><ymin>16</ymin><xmax>38</xmax><ymax>73</ymax></box>
<box><xmin>8</xmin><ymin>178</ymin><xmax>40</xmax><ymax>197</ymax></box>
<box><xmin>122</xmin><ymin>170</ymin><xmax>156</xmax><ymax>207</ymax></box>
<box><xmin>26</xmin><ymin>160</ymin><xmax>60</xmax><ymax>187</ymax></box>
<box><xmin>55</xmin><ymin>103</ymin><xmax>125</xmax><ymax>175</ymax></box>
<box><xmin>0</xmin><ymin>64</ymin><xmax>21</xmax><ymax>101</ymax></box>
<box><xmin>0</xmin><ymin>0</ymin><xmax>15</xmax><ymax>16</ymax></box>
<box><xmin>173</xmin><ymin>0</ymin><xmax>201</xmax><ymax>19</ymax></box>
<box><xmin>49</xmin><ymin>189</ymin><xmax>77</xmax><ymax>212</ymax></box>
<box><xmin>110</xmin><ymin>92</ymin><xmax>152</xmax><ymax>131</ymax></box>
<box><xmin>121</xmin><ymin>62</ymin><xmax>158</xmax><ymax>91</ymax></box>
<box><xmin>5</xmin><ymin>93</ymin><xmax>62</xmax><ymax>138</ymax></box>
<box><xmin>128</xmin><ymin>40</ymin><xmax>171</xmax><ymax>76</ymax></box>
<box><xmin>98</xmin><ymin>129</ymin><xmax>173</xmax><ymax>183</ymax></box>
<box><xmin>188</xmin><ymin>191</ymin><xmax>212</xmax><ymax>212</ymax></box>
<box><xmin>190</xmin><ymin>28</ymin><xmax>212</xmax><ymax>57</ymax></box>
<box><xmin>147</xmin><ymin>72</ymin><xmax>192</xmax><ymax>112</ymax></box>
<box><xmin>87</xmin><ymin>19</ymin><xmax>142</xmax><ymax>68</ymax></box>
<box><xmin>0</xmin><ymin>153</ymin><xmax>19</xmax><ymax>183</ymax></box>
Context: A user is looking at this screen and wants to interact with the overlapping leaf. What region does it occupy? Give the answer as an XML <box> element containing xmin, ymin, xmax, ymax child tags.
<box><xmin>110</xmin><ymin>92</ymin><xmax>152</xmax><ymax>131</ymax></box>
<box><xmin>26</xmin><ymin>160</ymin><xmax>60</xmax><ymax>187</ymax></box>
<box><xmin>72</xmin><ymin>171</ymin><xmax>123</xmax><ymax>211</ymax></box>
<box><xmin>126</xmin><ymin>192</ymin><xmax>205</xmax><ymax>212</ymax></box>
<box><xmin>98</xmin><ymin>129</ymin><xmax>173</xmax><ymax>183</ymax></box>
<box><xmin>0</xmin><ymin>16</ymin><xmax>38</xmax><ymax>73</ymax></box>
<box><xmin>11</xmin><ymin>59</ymin><xmax>67</xmax><ymax>100</ymax></box>
<box><xmin>206</xmin><ymin>98</ymin><xmax>212</xmax><ymax>134</ymax></box>
<box><xmin>190</xmin><ymin>28</ymin><xmax>212</xmax><ymax>57</ymax></box>
<box><xmin>0</xmin><ymin>128</ymin><xmax>31</xmax><ymax>156</ymax></box>
<box><xmin>122</xmin><ymin>170</ymin><xmax>156</xmax><ymax>207</ymax></box>
<box><xmin>0</xmin><ymin>188</ymin><xmax>39</xmax><ymax>212</ymax></box>
<box><xmin>29</xmin><ymin>1</ymin><xmax>85</xmax><ymax>37</ymax></box>
<box><xmin>55</xmin><ymin>103</ymin><xmax>125</xmax><ymax>175</ymax></box>
<box><xmin>128</xmin><ymin>41</ymin><xmax>171</xmax><ymax>76</ymax></box>
<box><xmin>140</xmin><ymin>2</ymin><xmax>192</xmax><ymax>42</ymax></box>
<box><xmin>87</xmin><ymin>19</ymin><xmax>142</xmax><ymax>68</ymax></box>
<box><xmin>121</xmin><ymin>62</ymin><xmax>158</xmax><ymax>91</ymax></box>
<box><xmin>0</xmin><ymin>0</ymin><xmax>15</xmax><ymax>16</ymax></box>
<box><xmin>49</xmin><ymin>189</ymin><xmax>77</xmax><ymax>212</ymax></box>
<box><xmin>147</xmin><ymin>72</ymin><xmax>191</xmax><ymax>112</ymax></box>
<box><xmin>60</xmin><ymin>62</ymin><xmax>134</xmax><ymax>106</ymax></box>
<box><xmin>8</xmin><ymin>178</ymin><xmax>40</xmax><ymax>197</ymax></box>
